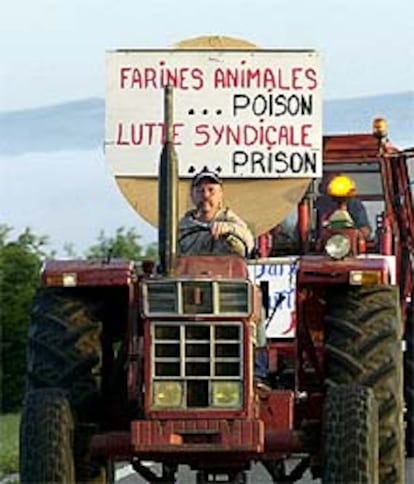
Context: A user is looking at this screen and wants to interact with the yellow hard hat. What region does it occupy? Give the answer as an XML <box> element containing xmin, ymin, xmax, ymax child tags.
<box><xmin>327</xmin><ymin>175</ymin><xmax>356</xmax><ymax>198</ymax></box>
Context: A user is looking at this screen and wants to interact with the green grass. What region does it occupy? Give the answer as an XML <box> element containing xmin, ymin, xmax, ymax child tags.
<box><xmin>0</xmin><ymin>412</ymin><xmax>20</xmax><ymax>479</ymax></box>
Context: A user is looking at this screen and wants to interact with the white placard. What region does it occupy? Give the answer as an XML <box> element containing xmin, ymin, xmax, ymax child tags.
<box><xmin>248</xmin><ymin>257</ymin><xmax>298</xmax><ymax>338</ymax></box>
<box><xmin>105</xmin><ymin>50</ymin><xmax>322</xmax><ymax>178</ymax></box>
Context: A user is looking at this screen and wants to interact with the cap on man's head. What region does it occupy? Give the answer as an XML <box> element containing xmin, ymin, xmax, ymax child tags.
<box><xmin>191</xmin><ymin>169</ymin><xmax>222</xmax><ymax>187</ymax></box>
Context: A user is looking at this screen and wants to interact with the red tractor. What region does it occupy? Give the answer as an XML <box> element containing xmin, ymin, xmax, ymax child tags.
<box><xmin>19</xmin><ymin>95</ymin><xmax>412</xmax><ymax>483</ymax></box>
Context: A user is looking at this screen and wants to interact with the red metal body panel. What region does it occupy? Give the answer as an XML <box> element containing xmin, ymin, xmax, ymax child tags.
<box><xmin>175</xmin><ymin>255</ymin><xmax>248</xmax><ymax>278</ymax></box>
<box><xmin>259</xmin><ymin>391</ymin><xmax>294</xmax><ymax>430</ymax></box>
<box><xmin>90</xmin><ymin>432</ymin><xmax>131</xmax><ymax>460</ymax></box>
<box><xmin>267</xmin><ymin>341</ymin><xmax>296</xmax><ymax>374</ymax></box>
<box><xmin>258</xmin><ymin>234</ymin><xmax>272</xmax><ymax>258</ymax></box>
<box><xmin>297</xmin><ymin>255</ymin><xmax>390</xmax><ymax>285</ymax></box>
<box><xmin>297</xmin><ymin>199</ymin><xmax>310</xmax><ymax>249</ymax></box>
<box><xmin>89</xmin><ymin>415</ymin><xmax>306</xmax><ymax>460</ymax></box>
<box><xmin>41</xmin><ymin>259</ymin><xmax>135</xmax><ymax>287</ymax></box>
<box><xmin>264</xmin><ymin>431</ymin><xmax>304</xmax><ymax>454</ymax></box>
<box><xmin>323</xmin><ymin>134</ymin><xmax>396</xmax><ymax>160</ymax></box>
<box><xmin>131</xmin><ymin>419</ymin><xmax>264</xmax><ymax>453</ymax></box>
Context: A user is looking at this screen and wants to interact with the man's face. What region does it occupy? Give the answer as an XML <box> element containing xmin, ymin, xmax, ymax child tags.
<box><xmin>191</xmin><ymin>180</ymin><xmax>223</xmax><ymax>218</ymax></box>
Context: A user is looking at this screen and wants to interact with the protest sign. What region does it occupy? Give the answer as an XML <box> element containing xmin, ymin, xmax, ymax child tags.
<box><xmin>106</xmin><ymin>50</ymin><xmax>322</xmax><ymax>178</ymax></box>
<box><xmin>248</xmin><ymin>257</ymin><xmax>298</xmax><ymax>338</ymax></box>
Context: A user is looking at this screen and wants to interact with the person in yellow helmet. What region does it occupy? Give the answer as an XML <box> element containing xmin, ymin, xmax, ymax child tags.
<box><xmin>315</xmin><ymin>173</ymin><xmax>372</xmax><ymax>239</ymax></box>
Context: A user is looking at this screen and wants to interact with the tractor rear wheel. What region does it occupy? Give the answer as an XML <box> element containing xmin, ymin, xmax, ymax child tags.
<box><xmin>19</xmin><ymin>389</ymin><xmax>75</xmax><ymax>483</ymax></box>
<box><xmin>405</xmin><ymin>294</ymin><xmax>414</xmax><ymax>457</ymax></box>
<box><xmin>27</xmin><ymin>288</ymin><xmax>102</xmax><ymax>413</ymax></box>
<box><xmin>24</xmin><ymin>288</ymin><xmax>102</xmax><ymax>481</ymax></box>
<box><xmin>324</xmin><ymin>285</ymin><xmax>404</xmax><ymax>484</ymax></box>
<box><xmin>323</xmin><ymin>384</ymin><xmax>378</xmax><ymax>483</ymax></box>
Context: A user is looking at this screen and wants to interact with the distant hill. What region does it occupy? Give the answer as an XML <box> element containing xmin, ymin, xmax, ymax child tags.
<box><xmin>0</xmin><ymin>98</ymin><xmax>103</xmax><ymax>155</ymax></box>
<box><xmin>0</xmin><ymin>91</ymin><xmax>413</xmax><ymax>155</ymax></box>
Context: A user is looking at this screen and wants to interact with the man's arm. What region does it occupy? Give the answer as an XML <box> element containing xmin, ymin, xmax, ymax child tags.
<box><xmin>178</xmin><ymin>209</ymin><xmax>255</xmax><ymax>257</ymax></box>
<box><xmin>213</xmin><ymin>209</ymin><xmax>255</xmax><ymax>256</ymax></box>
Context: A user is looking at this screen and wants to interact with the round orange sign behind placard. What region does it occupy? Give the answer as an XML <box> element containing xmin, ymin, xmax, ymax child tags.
<box><xmin>113</xmin><ymin>35</ymin><xmax>311</xmax><ymax>235</ymax></box>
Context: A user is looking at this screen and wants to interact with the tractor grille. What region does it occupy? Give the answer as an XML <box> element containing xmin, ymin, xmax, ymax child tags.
<box><xmin>144</xmin><ymin>280</ymin><xmax>250</xmax><ymax>316</ymax></box>
<box><xmin>151</xmin><ymin>321</ymin><xmax>243</xmax><ymax>409</ymax></box>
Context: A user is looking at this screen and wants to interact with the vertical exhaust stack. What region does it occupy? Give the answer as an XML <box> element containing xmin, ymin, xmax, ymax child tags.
<box><xmin>158</xmin><ymin>86</ymin><xmax>179</xmax><ymax>276</ymax></box>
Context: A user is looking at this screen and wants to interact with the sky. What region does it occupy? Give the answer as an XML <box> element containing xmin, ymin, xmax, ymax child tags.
<box><xmin>1</xmin><ymin>0</ymin><xmax>413</xmax><ymax>112</ymax></box>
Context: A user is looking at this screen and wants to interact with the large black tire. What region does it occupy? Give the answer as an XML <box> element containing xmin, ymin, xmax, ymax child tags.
<box><xmin>324</xmin><ymin>285</ymin><xmax>405</xmax><ymax>484</ymax></box>
<box><xmin>27</xmin><ymin>288</ymin><xmax>102</xmax><ymax>414</ymax></box>
<box><xmin>323</xmin><ymin>384</ymin><xmax>378</xmax><ymax>483</ymax></box>
<box><xmin>404</xmin><ymin>295</ymin><xmax>414</xmax><ymax>457</ymax></box>
<box><xmin>25</xmin><ymin>288</ymin><xmax>103</xmax><ymax>481</ymax></box>
<box><xmin>20</xmin><ymin>389</ymin><xmax>75</xmax><ymax>483</ymax></box>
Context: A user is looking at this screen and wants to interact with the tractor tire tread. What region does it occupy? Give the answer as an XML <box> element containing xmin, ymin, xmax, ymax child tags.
<box><xmin>19</xmin><ymin>389</ymin><xmax>75</xmax><ymax>483</ymax></box>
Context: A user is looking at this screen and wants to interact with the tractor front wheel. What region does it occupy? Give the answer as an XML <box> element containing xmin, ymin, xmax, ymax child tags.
<box><xmin>324</xmin><ymin>285</ymin><xmax>405</xmax><ymax>483</ymax></box>
<box><xmin>323</xmin><ymin>384</ymin><xmax>378</xmax><ymax>483</ymax></box>
<box><xmin>20</xmin><ymin>389</ymin><xmax>75</xmax><ymax>483</ymax></box>
<box><xmin>24</xmin><ymin>288</ymin><xmax>102</xmax><ymax>482</ymax></box>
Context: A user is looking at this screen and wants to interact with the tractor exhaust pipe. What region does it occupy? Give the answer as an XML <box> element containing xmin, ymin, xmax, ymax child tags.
<box><xmin>158</xmin><ymin>86</ymin><xmax>178</xmax><ymax>276</ymax></box>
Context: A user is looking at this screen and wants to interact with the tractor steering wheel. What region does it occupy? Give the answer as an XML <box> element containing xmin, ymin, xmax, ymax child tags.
<box><xmin>179</xmin><ymin>221</ymin><xmax>250</xmax><ymax>257</ymax></box>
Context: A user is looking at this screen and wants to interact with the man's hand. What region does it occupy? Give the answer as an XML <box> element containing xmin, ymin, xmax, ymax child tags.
<box><xmin>210</xmin><ymin>221</ymin><xmax>232</xmax><ymax>239</ymax></box>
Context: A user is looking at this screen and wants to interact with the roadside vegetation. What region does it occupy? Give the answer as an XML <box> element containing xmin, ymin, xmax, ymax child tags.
<box><xmin>0</xmin><ymin>413</ymin><xmax>19</xmax><ymax>479</ymax></box>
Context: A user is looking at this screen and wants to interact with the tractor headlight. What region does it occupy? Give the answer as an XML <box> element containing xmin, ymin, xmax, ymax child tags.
<box><xmin>153</xmin><ymin>381</ymin><xmax>183</xmax><ymax>408</ymax></box>
<box><xmin>325</xmin><ymin>234</ymin><xmax>351</xmax><ymax>260</ymax></box>
<box><xmin>211</xmin><ymin>381</ymin><xmax>242</xmax><ymax>408</ymax></box>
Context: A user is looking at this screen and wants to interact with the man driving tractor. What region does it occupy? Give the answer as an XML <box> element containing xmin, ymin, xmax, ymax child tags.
<box><xmin>178</xmin><ymin>168</ymin><xmax>255</xmax><ymax>256</ymax></box>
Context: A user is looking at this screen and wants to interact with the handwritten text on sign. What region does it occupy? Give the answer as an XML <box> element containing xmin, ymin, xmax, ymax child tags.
<box><xmin>105</xmin><ymin>50</ymin><xmax>322</xmax><ymax>178</ymax></box>
<box><xmin>248</xmin><ymin>258</ymin><xmax>298</xmax><ymax>339</ymax></box>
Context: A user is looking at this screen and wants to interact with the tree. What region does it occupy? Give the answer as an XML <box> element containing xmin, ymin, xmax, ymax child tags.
<box><xmin>85</xmin><ymin>227</ymin><xmax>157</xmax><ymax>261</ymax></box>
<box><xmin>143</xmin><ymin>242</ymin><xmax>158</xmax><ymax>260</ymax></box>
<box><xmin>0</xmin><ymin>226</ymin><xmax>51</xmax><ymax>412</ymax></box>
